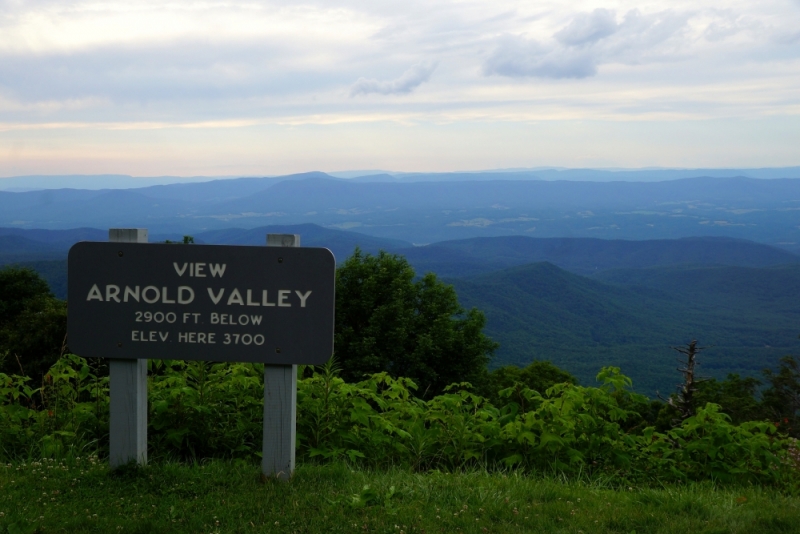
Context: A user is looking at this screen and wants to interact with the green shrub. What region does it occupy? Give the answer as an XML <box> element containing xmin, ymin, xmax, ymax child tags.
<box><xmin>148</xmin><ymin>360</ymin><xmax>264</xmax><ymax>461</ymax></box>
<box><xmin>0</xmin><ymin>354</ymin><xmax>107</xmax><ymax>459</ymax></box>
<box><xmin>1</xmin><ymin>355</ymin><xmax>794</xmax><ymax>489</ymax></box>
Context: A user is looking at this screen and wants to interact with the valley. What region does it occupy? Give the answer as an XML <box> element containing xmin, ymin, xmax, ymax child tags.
<box><xmin>3</xmin><ymin>221</ymin><xmax>798</xmax><ymax>395</ymax></box>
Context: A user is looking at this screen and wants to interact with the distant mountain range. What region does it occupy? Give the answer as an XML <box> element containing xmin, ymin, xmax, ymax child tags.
<box><xmin>2</xmin><ymin>224</ymin><xmax>795</xmax><ymax>276</ymax></box>
<box><xmin>2</xmin><ymin>172</ymin><xmax>800</xmax><ymax>247</ymax></box>
<box><xmin>351</xmin><ymin>167</ymin><xmax>800</xmax><ymax>183</ymax></box>
<box><xmin>4</xmin><ymin>166</ymin><xmax>800</xmax><ymax>190</ymax></box>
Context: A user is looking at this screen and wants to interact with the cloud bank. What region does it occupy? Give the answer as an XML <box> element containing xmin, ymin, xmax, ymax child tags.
<box><xmin>483</xmin><ymin>9</ymin><xmax>691</xmax><ymax>79</ymax></box>
<box><xmin>0</xmin><ymin>0</ymin><xmax>798</xmax><ymax>174</ymax></box>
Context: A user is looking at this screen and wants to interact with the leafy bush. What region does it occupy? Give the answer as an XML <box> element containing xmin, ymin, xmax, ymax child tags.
<box><xmin>1</xmin><ymin>355</ymin><xmax>794</xmax><ymax>489</ymax></box>
<box><xmin>148</xmin><ymin>360</ymin><xmax>264</xmax><ymax>460</ymax></box>
<box><xmin>0</xmin><ymin>266</ymin><xmax>67</xmax><ymax>379</ymax></box>
<box><xmin>0</xmin><ymin>354</ymin><xmax>107</xmax><ymax>459</ymax></box>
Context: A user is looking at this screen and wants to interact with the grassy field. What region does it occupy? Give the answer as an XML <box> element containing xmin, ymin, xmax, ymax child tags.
<box><xmin>2</xmin><ymin>459</ymin><xmax>800</xmax><ymax>534</ymax></box>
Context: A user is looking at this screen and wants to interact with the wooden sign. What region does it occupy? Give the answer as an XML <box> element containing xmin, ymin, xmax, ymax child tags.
<box><xmin>68</xmin><ymin>242</ymin><xmax>335</xmax><ymax>365</ymax></box>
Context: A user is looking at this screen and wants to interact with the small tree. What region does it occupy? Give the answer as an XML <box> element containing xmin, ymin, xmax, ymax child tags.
<box><xmin>487</xmin><ymin>360</ymin><xmax>578</xmax><ymax>407</ymax></box>
<box><xmin>762</xmin><ymin>355</ymin><xmax>800</xmax><ymax>437</ymax></box>
<box><xmin>334</xmin><ymin>249</ymin><xmax>497</xmax><ymax>397</ymax></box>
<box><xmin>667</xmin><ymin>340</ymin><xmax>707</xmax><ymax>423</ymax></box>
<box><xmin>0</xmin><ymin>266</ymin><xmax>67</xmax><ymax>378</ymax></box>
<box><xmin>693</xmin><ymin>373</ymin><xmax>763</xmax><ymax>425</ymax></box>
<box><xmin>490</xmin><ymin>359</ymin><xmax>576</xmax><ymax>390</ymax></box>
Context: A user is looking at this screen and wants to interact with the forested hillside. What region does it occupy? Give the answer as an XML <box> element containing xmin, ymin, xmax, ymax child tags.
<box><xmin>402</xmin><ymin>235</ymin><xmax>798</xmax><ymax>277</ymax></box>
<box><xmin>451</xmin><ymin>262</ymin><xmax>800</xmax><ymax>394</ymax></box>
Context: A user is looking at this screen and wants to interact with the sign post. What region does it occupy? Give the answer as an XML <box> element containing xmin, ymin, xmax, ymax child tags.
<box><xmin>108</xmin><ymin>228</ymin><xmax>149</xmax><ymax>468</ymax></box>
<box><xmin>263</xmin><ymin>233</ymin><xmax>300</xmax><ymax>480</ymax></box>
<box><xmin>68</xmin><ymin>232</ymin><xmax>335</xmax><ymax>473</ymax></box>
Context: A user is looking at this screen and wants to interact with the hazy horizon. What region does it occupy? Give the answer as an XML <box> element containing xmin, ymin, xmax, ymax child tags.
<box><xmin>3</xmin><ymin>165</ymin><xmax>800</xmax><ymax>192</ymax></box>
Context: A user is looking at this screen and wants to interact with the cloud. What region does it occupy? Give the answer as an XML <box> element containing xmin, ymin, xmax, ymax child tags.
<box><xmin>554</xmin><ymin>9</ymin><xmax>618</xmax><ymax>46</ymax></box>
<box><xmin>350</xmin><ymin>62</ymin><xmax>437</xmax><ymax>96</ymax></box>
<box><xmin>483</xmin><ymin>37</ymin><xmax>597</xmax><ymax>79</ymax></box>
<box><xmin>704</xmin><ymin>13</ymin><xmax>751</xmax><ymax>42</ymax></box>
<box><xmin>484</xmin><ymin>9</ymin><xmax>690</xmax><ymax>79</ymax></box>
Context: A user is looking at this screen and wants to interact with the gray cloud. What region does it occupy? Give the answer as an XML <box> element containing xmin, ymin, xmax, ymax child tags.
<box><xmin>554</xmin><ymin>9</ymin><xmax>618</xmax><ymax>46</ymax></box>
<box><xmin>350</xmin><ymin>62</ymin><xmax>437</xmax><ymax>96</ymax></box>
<box><xmin>704</xmin><ymin>13</ymin><xmax>751</xmax><ymax>42</ymax></box>
<box><xmin>483</xmin><ymin>37</ymin><xmax>597</xmax><ymax>78</ymax></box>
<box><xmin>484</xmin><ymin>8</ymin><xmax>690</xmax><ymax>79</ymax></box>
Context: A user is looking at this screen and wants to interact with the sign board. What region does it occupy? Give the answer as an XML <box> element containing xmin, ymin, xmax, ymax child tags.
<box><xmin>68</xmin><ymin>242</ymin><xmax>335</xmax><ymax>365</ymax></box>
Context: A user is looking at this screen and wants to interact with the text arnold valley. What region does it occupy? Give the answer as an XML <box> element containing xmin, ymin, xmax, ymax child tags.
<box><xmin>83</xmin><ymin>261</ymin><xmax>313</xmax><ymax>308</ymax></box>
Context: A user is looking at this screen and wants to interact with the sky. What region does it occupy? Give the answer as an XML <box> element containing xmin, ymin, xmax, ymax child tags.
<box><xmin>1</xmin><ymin>0</ymin><xmax>799</xmax><ymax>177</ymax></box>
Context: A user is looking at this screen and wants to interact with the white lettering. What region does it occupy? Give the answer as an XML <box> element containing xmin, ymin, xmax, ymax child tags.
<box><xmin>87</xmin><ymin>284</ymin><xmax>103</xmax><ymax>301</ymax></box>
<box><xmin>246</xmin><ymin>289</ymin><xmax>260</xmax><ymax>307</ymax></box>
<box><xmin>195</xmin><ymin>263</ymin><xmax>206</xmax><ymax>277</ymax></box>
<box><xmin>278</xmin><ymin>290</ymin><xmax>292</xmax><ymax>307</ymax></box>
<box><xmin>159</xmin><ymin>332</ymin><xmax>168</xmax><ymax>341</ymax></box>
<box><xmin>142</xmin><ymin>286</ymin><xmax>160</xmax><ymax>304</ymax></box>
<box><xmin>295</xmin><ymin>290</ymin><xmax>312</xmax><ymax>308</ymax></box>
<box><xmin>208</xmin><ymin>288</ymin><xmax>225</xmax><ymax>305</ymax></box>
<box><xmin>190</xmin><ymin>263</ymin><xmax>194</xmax><ymax>277</ymax></box>
<box><xmin>105</xmin><ymin>285</ymin><xmax>121</xmax><ymax>303</ymax></box>
<box><xmin>176</xmin><ymin>332</ymin><xmax>214</xmax><ymax>343</ymax></box>
<box><xmin>227</xmin><ymin>288</ymin><xmax>244</xmax><ymax>306</ymax></box>
<box><xmin>238</xmin><ymin>314</ymin><xmax>250</xmax><ymax>326</ymax></box>
<box><xmin>132</xmin><ymin>331</ymin><xmax>139</xmax><ymax>341</ymax></box>
<box><xmin>149</xmin><ymin>331</ymin><xmax>157</xmax><ymax>342</ymax></box>
<box><xmin>250</xmin><ymin>315</ymin><xmax>263</xmax><ymax>325</ymax></box>
<box><xmin>161</xmin><ymin>287</ymin><xmax>175</xmax><ymax>304</ymax></box>
<box><xmin>178</xmin><ymin>286</ymin><xmax>195</xmax><ymax>304</ymax></box>
<box><xmin>173</xmin><ymin>262</ymin><xmax>188</xmax><ymax>277</ymax></box>
<box><xmin>211</xmin><ymin>313</ymin><xmax>219</xmax><ymax>324</ymax></box>
<box><xmin>261</xmin><ymin>290</ymin><xmax>276</xmax><ymax>307</ymax></box>
<box><xmin>124</xmin><ymin>286</ymin><xmax>140</xmax><ymax>302</ymax></box>
<box><xmin>209</xmin><ymin>263</ymin><xmax>227</xmax><ymax>278</ymax></box>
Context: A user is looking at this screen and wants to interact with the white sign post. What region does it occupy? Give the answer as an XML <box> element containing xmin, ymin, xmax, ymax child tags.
<box><xmin>263</xmin><ymin>234</ymin><xmax>300</xmax><ymax>480</ymax></box>
<box><xmin>108</xmin><ymin>228</ymin><xmax>149</xmax><ymax>468</ymax></box>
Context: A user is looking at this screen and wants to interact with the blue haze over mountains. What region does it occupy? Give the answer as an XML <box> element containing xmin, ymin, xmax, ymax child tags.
<box><xmin>2</xmin><ymin>168</ymin><xmax>800</xmax><ymax>394</ymax></box>
<box><xmin>3</xmin><ymin>169</ymin><xmax>800</xmax><ymax>251</ymax></box>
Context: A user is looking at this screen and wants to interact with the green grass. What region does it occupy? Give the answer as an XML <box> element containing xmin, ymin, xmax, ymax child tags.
<box><xmin>2</xmin><ymin>459</ymin><xmax>800</xmax><ymax>533</ymax></box>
